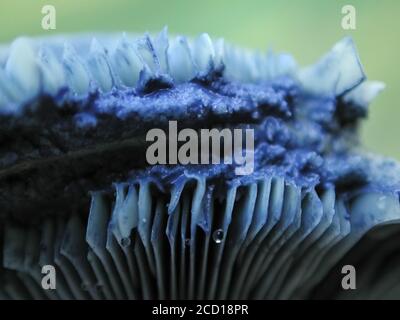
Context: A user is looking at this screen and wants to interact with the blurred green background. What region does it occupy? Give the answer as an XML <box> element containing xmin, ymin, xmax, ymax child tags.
<box><xmin>0</xmin><ymin>0</ymin><xmax>399</xmax><ymax>159</ymax></box>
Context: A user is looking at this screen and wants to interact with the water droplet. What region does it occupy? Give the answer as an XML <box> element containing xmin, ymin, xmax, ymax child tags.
<box><xmin>142</xmin><ymin>218</ymin><xmax>147</xmax><ymax>223</ymax></box>
<box><xmin>377</xmin><ymin>196</ymin><xmax>387</xmax><ymax>210</ymax></box>
<box><xmin>212</xmin><ymin>229</ymin><xmax>225</xmax><ymax>243</ymax></box>
<box><xmin>120</xmin><ymin>237</ymin><xmax>131</xmax><ymax>247</ymax></box>
<box><xmin>184</xmin><ymin>238</ymin><xmax>191</xmax><ymax>247</ymax></box>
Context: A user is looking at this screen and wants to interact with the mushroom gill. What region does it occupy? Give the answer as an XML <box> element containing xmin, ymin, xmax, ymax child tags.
<box><xmin>0</xmin><ymin>29</ymin><xmax>399</xmax><ymax>300</ymax></box>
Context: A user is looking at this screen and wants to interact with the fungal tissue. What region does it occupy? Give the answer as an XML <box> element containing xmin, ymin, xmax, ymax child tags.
<box><xmin>0</xmin><ymin>28</ymin><xmax>399</xmax><ymax>299</ymax></box>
